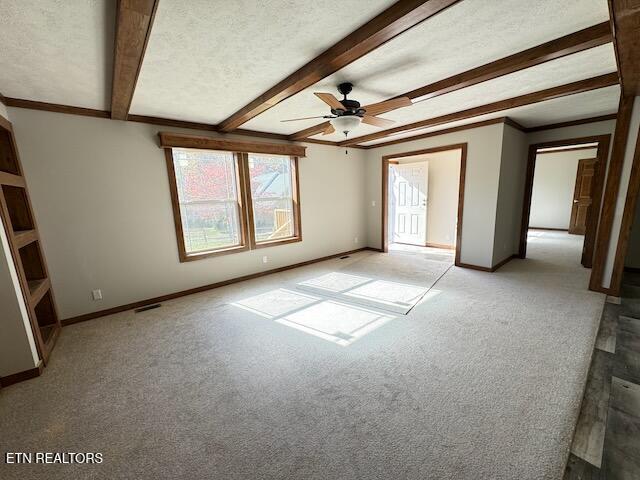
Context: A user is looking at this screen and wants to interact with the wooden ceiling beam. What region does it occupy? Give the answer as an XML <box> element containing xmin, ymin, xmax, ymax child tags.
<box><xmin>608</xmin><ymin>0</ymin><xmax>640</xmax><ymax>95</ymax></box>
<box><xmin>290</xmin><ymin>21</ymin><xmax>612</xmax><ymax>140</ymax></box>
<box><xmin>340</xmin><ymin>72</ymin><xmax>619</xmax><ymax>146</ymax></box>
<box><xmin>110</xmin><ymin>0</ymin><xmax>159</xmax><ymax>120</ymax></box>
<box><xmin>217</xmin><ymin>0</ymin><xmax>460</xmax><ymax>132</ymax></box>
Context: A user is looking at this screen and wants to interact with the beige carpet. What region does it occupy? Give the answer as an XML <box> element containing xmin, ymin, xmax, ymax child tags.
<box><xmin>295</xmin><ymin>249</ymin><xmax>453</xmax><ymax>313</ymax></box>
<box><xmin>0</xmin><ymin>231</ymin><xmax>604</xmax><ymax>479</ymax></box>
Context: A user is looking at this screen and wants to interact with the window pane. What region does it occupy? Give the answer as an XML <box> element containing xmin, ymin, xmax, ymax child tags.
<box><xmin>248</xmin><ymin>154</ymin><xmax>295</xmax><ymax>242</ymax></box>
<box><xmin>180</xmin><ymin>202</ymin><xmax>241</xmax><ymax>253</ymax></box>
<box><xmin>172</xmin><ymin>148</ymin><xmax>242</xmax><ymax>253</ymax></box>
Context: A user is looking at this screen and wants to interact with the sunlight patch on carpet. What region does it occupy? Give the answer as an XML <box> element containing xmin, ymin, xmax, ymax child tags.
<box><xmin>232</xmin><ymin>288</ymin><xmax>395</xmax><ymax>346</ymax></box>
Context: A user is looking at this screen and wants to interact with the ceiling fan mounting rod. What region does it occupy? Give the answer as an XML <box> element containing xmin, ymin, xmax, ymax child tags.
<box><xmin>337</xmin><ymin>82</ymin><xmax>353</xmax><ymax>99</ymax></box>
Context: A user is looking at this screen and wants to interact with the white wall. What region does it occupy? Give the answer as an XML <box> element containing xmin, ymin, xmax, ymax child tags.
<box><xmin>395</xmin><ymin>149</ymin><xmax>461</xmax><ymax>247</ymax></box>
<box><xmin>529</xmin><ymin>148</ymin><xmax>598</xmax><ymax>230</ymax></box>
<box><xmin>365</xmin><ymin>123</ymin><xmax>505</xmax><ymax>268</ymax></box>
<box><xmin>492</xmin><ymin>124</ymin><xmax>529</xmax><ymax>265</ymax></box>
<box><xmin>9</xmin><ymin>108</ymin><xmax>369</xmax><ymax>319</ymax></box>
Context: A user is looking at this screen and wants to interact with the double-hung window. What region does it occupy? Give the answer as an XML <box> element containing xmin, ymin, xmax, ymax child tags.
<box><xmin>163</xmin><ymin>134</ymin><xmax>302</xmax><ymax>262</ymax></box>
<box><xmin>246</xmin><ymin>153</ymin><xmax>298</xmax><ymax>246</ymax></box>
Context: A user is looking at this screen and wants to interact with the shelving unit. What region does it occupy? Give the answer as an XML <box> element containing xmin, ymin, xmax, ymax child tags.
<box><xmin>0</xmin><ymin>115</ymin><xmax>60</xmax><ymax>364</ymax></box>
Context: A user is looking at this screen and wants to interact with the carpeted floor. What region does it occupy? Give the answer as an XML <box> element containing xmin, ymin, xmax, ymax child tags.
<box><xmin>295</xmin><ymin>248</ymin><xmax>453</xmax><ymax>313</ymax></box>
<box><xmin>0</xmin><ymin>231</ymin><xmax>604</xmax><ymax>479</ymax></box>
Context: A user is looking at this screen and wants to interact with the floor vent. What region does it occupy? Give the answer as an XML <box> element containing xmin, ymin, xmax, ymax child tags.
<box><xmin>135</xmin><ymin>304</ymin><xmax>162</xmax><ymax>313</ymax></box>
<box><xmin>340</xmin><ymin>255</ymin><xmax>350</xmax><ymax>259</ymax></box>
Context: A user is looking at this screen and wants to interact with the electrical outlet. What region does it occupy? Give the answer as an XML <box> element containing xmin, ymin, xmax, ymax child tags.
<box><xmin>371</xmin><ymin>200</ymin><xmax>376</xmax><ymax>207</ymax></box>
<box><xmin>262</xmin><ymin>256</ymin><xmax>268</xmax><ymax>264</ymax></box>
<box><xmin>354</xmin><ymin>236</ymin><xmax>359</xmax><ymax>243</ymax></box>
<box><xmin>92</xmin><ymin>289</ymin><xmax>102</xmax><ymax>301</ymax></box>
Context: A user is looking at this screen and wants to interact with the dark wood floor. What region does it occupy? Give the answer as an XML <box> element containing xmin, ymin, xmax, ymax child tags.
<box><xmin>564</xmin><ymin>272</ymin><xmax>640</xmax><ymax>479</ymax></box>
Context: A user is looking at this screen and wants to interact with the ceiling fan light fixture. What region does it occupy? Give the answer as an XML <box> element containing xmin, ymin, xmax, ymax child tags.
<box><xmin>329</xmin><ymin>115</ymin><xmax>362</xmax><ymax>136</ymax></box>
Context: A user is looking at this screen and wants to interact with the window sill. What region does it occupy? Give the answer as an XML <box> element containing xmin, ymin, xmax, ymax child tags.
<box><xmin>179</xmin><ymin>244</ymin><xmax>249</xmax><ymax>262</ymax></box>
<box><xmin>252</xmin><ymin>236</ymin><xmax>302</xmax><ymax>249</ymax></box>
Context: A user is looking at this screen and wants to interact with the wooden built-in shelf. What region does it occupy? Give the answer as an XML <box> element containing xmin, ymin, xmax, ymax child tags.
<box><xmin>0</xmin><ymin>171</ymin><xmax>25</xmax><ymax>187</ymax></box>
<box><xmin>0</xmin><ymin>126</ymin><xmax>21</xmax><ymax>176</ymax></box>
<box><xmin>13</xmin><ymin>229</ymin><xmax>38</xmax><ymax>248</ymax></box>
<box><xmin>3</xmin><ymin>184</ymin><xmax>34</xmax><ymax>232</ymax></box>
<box><xmin>39</xmin><ymin>324</ymin><xmax>57</xmax><ymax>345</ymax></box>
<box><xmin>27</xmin><ymin>278</ymin><xmax>50</xmax><ymax>306</ymax></box>
<box><xmin>0</xmin><ymin>115</ymin><xmax>60</xmax><ymax>365</ymax></box>
<box><xmin>35</xmin><ymin>291</ymin><xmax>58</xmax><ymax>347</ymax></box>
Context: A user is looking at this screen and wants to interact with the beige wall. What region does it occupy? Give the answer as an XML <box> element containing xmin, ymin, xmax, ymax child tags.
<box><xmin>6</xmin><ymin>105</ymin><xmax>630</xmax><ymax>325</ymax></box>
<box><xmin>492</xmin><ymin>125</ymin><xmax>529</xmax><ymax>265</ymax></box>
<box><xmin>526</xmin><ymin>119</ymin><xmax>616</xmax><ymax>146</ymax></box>
<box><xmin>9</xmin><ymin>108</ymin><xmax>369</xmax><ymax>319</ymax></box>
<box><xmin>394</xmin><ymin>149</ymin><xmax>461</xmax><ymax>247</ymax></box>
<box><xmin>365</xmin><ymin>123</ymin><xmax>505</xmax><ymax>268</ymax></box>
<box><xmin>530</xmin><ymin>148</ymin><xmax>598</xmax><ymax>230</ymax></box>
<box><xmin>0</xmin><ymin>102</ymin><xmax>8</xmax><ymax>120</ymax></box>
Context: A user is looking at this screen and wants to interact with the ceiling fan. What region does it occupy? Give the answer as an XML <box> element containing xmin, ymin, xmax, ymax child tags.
<box><xmin>281</xmin><ymin>82</ymin><xmax>412</xmax><ymax>137</ymax></box>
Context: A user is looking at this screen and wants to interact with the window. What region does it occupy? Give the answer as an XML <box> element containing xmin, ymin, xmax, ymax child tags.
<box><xmin>247</xmin><ymin>153</ymin><xmax>298</xmax><ymax>245</ymax></box>
<box><xmin>164</xmin><ymin>140</ymin><xmax>301</xmax><ymax>262</ymax></box>
<box><xmin>170</xmin><ymin>148</ymin><xmax>246</xmax><ymax>257</ymax></box>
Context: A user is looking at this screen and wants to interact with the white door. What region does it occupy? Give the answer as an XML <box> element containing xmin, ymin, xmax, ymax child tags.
<box><xmin>390</xmin><ymin>162</ymin><xmax>428</xmax><ymax>245</ymax></box>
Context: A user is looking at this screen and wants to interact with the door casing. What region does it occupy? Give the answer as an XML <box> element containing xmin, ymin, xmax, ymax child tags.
<box><xmin>519</xmin><ymin>135</ymin><xmax>611</xmax><ymax>270</ymax></box>
<box><xmin>381</xmin><ymin>143</ymin><xmax>467</xmax><ymax>266</ymax></box>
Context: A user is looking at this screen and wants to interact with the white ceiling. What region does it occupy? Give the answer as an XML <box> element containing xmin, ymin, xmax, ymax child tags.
<box><xmin>359</xmin><ymin>85</ymin><xmax>621</xmax><ymax>147</ymax></box>
<box><xmin>312</xmin><ymin>44</ymin><xmax>617</xmax><ymax>142</ymax></box>
<box><xmin>129</xmin><ymin>0</ymin><xmax>394</xmax><ymax>123</ymax></box>
<box><xmin>0</xmin><ymin>0</ymin><xmax>618</xmax><ymax>144</ymax></box>
<box><xmin>0</xmin><ymin>0</ymin><xmax>114</xmax><ymax>109</ymax></box>
<box><xmin>242</xmin><ymin>0</ymin><xmax>611</xmax><ymax>135</ymax></box>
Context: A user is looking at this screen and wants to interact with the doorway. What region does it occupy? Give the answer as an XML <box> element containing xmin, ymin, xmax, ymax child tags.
<box><xmin>389</xmin><ymin>161</ymin><xmax>429</xmax><ymax>246</ymax></box>
<box><xmin>382</xmin><ymin>144</ymin><xmax>467</xmax><ymax>265</ymax></box>
<box><xmin>569</xmin><ymin>157</ymin><xmax>597</xmax><ymax>235</ymax></box>
<box><xmin>520</xmin><ymin>135</ymin><xmax>611</xmax><ymax>268</ymax></box>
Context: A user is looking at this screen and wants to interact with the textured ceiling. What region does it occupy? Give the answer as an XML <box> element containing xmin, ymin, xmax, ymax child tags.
<box><xmin>0</xmin><ymin>0</ymin><xmax>616</xmax><ymax>140</ymax></box>
<box><xmin>311</xmin><ymin>44</ymin><xmax>617</xmax><ymax>142</ymax></box>
<box><xmin>0</xmin><ymin>0</ymin><xmax>114</xmax><ymax>109</ymax></box>
<box><xmin>129</xmin><ymin>0</ymin><xmax>395</xmax><ymax>123</ymax></box>
<box><xmin>359</xmin><ymin>85</ymin><xmax>621</xmax><ymax>147</ymax></box>
<box><xmin>243</xmin><ymin>0</ymin><xmax>611</xmax><ymax>135</ymax></box>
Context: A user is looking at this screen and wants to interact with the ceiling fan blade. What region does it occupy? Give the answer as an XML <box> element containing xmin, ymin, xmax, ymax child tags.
<box><xmin>362</xmin><ymin>115</ymin><xmax>395</xmax><ymax>128</ymax></box>
<box><xmin>314</xmin><ymin>93</ymin><xmax>344</xmax><ymax>110</ymax></box>
<box><xmin>280</xmin><ymin>115</ymin><xmax>327</xmax><ymax>123</ymax></box>
<box><xmin>364</xmin><ymin>97</ymin><xmax>412</xmax><ymax>116</ymax></box>
<box><xmin>321</xmin><ymin>123</ymin><xmax>335</xmax><ymax>135</ymax></box>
